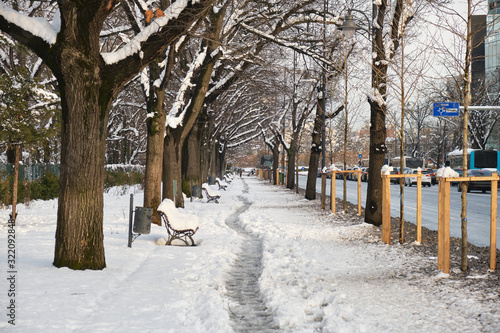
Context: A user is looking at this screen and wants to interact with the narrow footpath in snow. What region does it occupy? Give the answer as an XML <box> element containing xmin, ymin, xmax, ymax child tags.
<box><xmin>224</xmin><ymin>180</ymin><xmax>278</xmax><ymax>332</ymax></box>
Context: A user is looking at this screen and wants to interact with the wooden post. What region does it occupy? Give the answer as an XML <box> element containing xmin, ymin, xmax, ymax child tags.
<box><xmin>490</xmin><ymin>176</ymin><xmax>497</xmax><ymax>271</ymax></box>
<box><xmin>331</xmin><ymin>171</ymin><xmax>336</xmax><ymax>214</ymax></box>
<box><xmin>357</xmin><ymin>171</ymin><xmax>361</xmax><ymax>215</ymax></box>
<box><xmin>173</xmin><ymin>180</ymin><xmax>177</xmax><ymax>203</ymax></box>
<box><xmin>295</xmin><ymin>163</ymin><xmax>299</xmax><ymax>194</ymax></box>
<box><xmin>382</xmin><ymin>174</ymin><xmax>391</xmax><ymax>244</ymax></box>
<box><xmin>443</xmin><ymin>180</ymin><xmax>451</xmax><ymax>274</ymax></box>
<box><xmin>321</xmin><ymin>173</ymin><xmax>326</xmax><ymax>210</ymax></box>
<box><xmin>417</xmin><ymin>169</ymin><xmax>422</xmax><ymax>243</ymax></box>
<box><xmin>276</xmin><ymin>168</ymin><xmax>279</xmax><ymax>186</ymax></box>
<box><xmin>438</xmin><ymin>178</ymin><xmax>443</xmax><ymax>270</ymax></box>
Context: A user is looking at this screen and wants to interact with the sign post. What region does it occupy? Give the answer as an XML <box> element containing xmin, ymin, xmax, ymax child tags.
<box><xmin>433</xmin><ymin>102</ymin><xmax>460</xmax><ymax>117</ymax></box>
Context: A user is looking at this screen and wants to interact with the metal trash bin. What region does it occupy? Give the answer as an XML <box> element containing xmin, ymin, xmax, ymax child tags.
<box><xmin>133</xmin><ymin>207</ymin><xmax>152</xmax><ymax>234</ymax></box>
<box><xmin>191</xmin><ymin>185</ymin><xmax>201</xmax><ymax>201</ymax></box>
<box><xmin>208</xmin><ymin>176</ymin><xmax>214</xmax><ymax>185</ymax></box>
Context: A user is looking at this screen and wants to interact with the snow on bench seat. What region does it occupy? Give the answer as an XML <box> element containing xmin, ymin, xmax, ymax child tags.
<box><xmin>202</xmin><ymin>183</ymin><xmax>221</xmax><ymax>203</ymax></box>
<box><xmin>157</xmin><ymin>199</ymin><xmax>199</xmax><ymax>246</ymax></box>
<box><xmin>215</xmin><ymin>177</ymin><xmax>229</xmax><ymax>190</ymax></box>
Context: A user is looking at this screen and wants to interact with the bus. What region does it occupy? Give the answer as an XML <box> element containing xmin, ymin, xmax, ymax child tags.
<box><xmin>447</xmin><ymin>149</ymin><xmax>500</xmax><ymax>171</ymax></box>
<box><xmin>390</xmin><ymin>156</ymin><xmax>425</xmax><ymax>169</ymax></box>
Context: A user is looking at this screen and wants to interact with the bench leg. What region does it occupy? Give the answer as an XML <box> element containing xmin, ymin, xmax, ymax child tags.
<box><xmin>166</xmin><ymin>235</ymin><xmax>192</xmax><ymax>246</ymax></box>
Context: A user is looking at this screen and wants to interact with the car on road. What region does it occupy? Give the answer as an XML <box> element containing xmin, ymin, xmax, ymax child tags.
<box><xmin>457</xmin><ymin>169</ymin><xmax>493</xmax><ymax>193</ymax></box>
<box><xmin>361</xmin><ymin>167</ymin><xmax>369</xmax><ymax>182</ymax></box>
<box><xmin>350</xmin><ymin>167</ymin><xmax>362</xmax><ymax>181</ymax></box>
<box><xmin>450</xmin><ymin>169</ymin><xmax>463</xmax><ymax>186</ymax></box>
<box><xmin>423</xmin><ymin>168</ymin><xmax>437</xmax><ymax>185</ymax></box>
<box><xmin>404</xmin><ymin>169</ymin><xmax>432</xmax><ymax>187</ymax></box>
<box><xmin>390</xmin><ymin>167</ymin><xmax>410</xmax><ymax>184</ymax></box>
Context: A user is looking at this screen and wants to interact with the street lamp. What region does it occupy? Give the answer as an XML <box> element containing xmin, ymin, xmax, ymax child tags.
<box><xmin>339</xmin><ymin>14</ymin><xmax>359</xmax><ymax>40</ymax></box>
<box><xmin>338</xmin><ymin>11</ymin><xmax>364</xmax><ymax>212</ymax></box>
<box><xmin>338</xmin><ymin>8</ymin><xmax>373</xmax><ymax>215</ymax></box>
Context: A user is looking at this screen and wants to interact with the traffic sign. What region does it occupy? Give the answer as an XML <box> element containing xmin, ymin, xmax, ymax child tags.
<box><xmin>433</xmin><ymin>102</ymin><xmax>460</xmax><ymax>117</ymax></box>
<box><xmin>358</xmin><ymin>154</ymin><xmax>362</xmax><ymax>159</ymax></box>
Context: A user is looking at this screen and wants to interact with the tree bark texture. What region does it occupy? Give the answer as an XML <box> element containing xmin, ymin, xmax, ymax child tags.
<box><xmin>54</xmin><ymin>64</ymin><xmax>109</xmax><ymax>269</ymax></box>
<box><xmin>144</xmin><ymin>91</ymin><xmax>166</xmax><ymax>226</ymax></box>
<box><xmin>272</xmin><ymin>144</ymin><xmax>279</xmax><ymax>185</ymax></box>
<box><xmin>163</xmin><ymin>132</ymin><xmax>184</xmax><ymax>208</ymax></box>
<box><xmin>305</xmin><ymin>97</ymin><xmax>324</xmax><ymax>200</ymax></box>
<box><xmin>286</xmin><ymin>148</ymin><xmax>296</xmax><ymax>189</ymax></box>
<box><xmin>182</xmin><ymin>122</ymin><xmax>203</xmax><ymax>198</ymax></box>
<box><xmin>365</xmin><ymin>1</ymin><xmax>388</xmax><ymax>227</ymax></box>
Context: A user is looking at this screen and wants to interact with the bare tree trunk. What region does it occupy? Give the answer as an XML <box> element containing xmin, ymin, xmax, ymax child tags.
<box><xmin>144</xmin><ymin>92</ymin><xmax>166</xmax><ymax>225</ymax></box>
<box><xmin>216</xmin><ymin>140</ymin><xmax>227</xmax><ymax>178</ymax></box>
<box><xmin>365</xmin><ymin>102</ymin><xmax>387</xmax><ymax>226</ymax></box>
<box><xmin>183</xmin><ymin>122</ymin><xmax>203</xmax><ymax>197</ymax></box>
<box><xmin>201</xmin><ymin>121</ymin><xmax>210</xmax><ymax>184</ymax></box>
<box><xmin>272</xmin><ymin>145</ymin><xmax>279</xmax><ymax>185</ymax></box>
<box><xmin>163</xmin><ymin>132</ymin><xmax>184</xmax><ymax>208</ymax></box>
<box><xmin>286</xmin><ymin>148</ymin><xmax>296</xmax><ymax>189</ymax></box>
<box><xmin>399</xmin><ymin>34</ymin><xmax>406</xmax><ymax>244</ymax></box>
<box><xmin>365</xmin><ymin>2</ymin><xmax>388</xmax><ymax>227</ymax></box>
<box><xmin>54</xmin><ymin>77</ymin><xmax>108</xmax><ymax>270</ymax></box>
<box><xmin>461</xmin><ymin>0</ymin><xmax>473</xmax><ymax>271</ymax></box>
<box><xmin>305</xmin><ymin>97</ymin><xmax>324</xmax><ymax>200</ymax></box>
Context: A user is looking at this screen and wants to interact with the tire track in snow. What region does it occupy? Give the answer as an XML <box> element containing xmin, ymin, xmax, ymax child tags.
<box><xmin>225</xmin><ymin>180</ymin><xmax>278</xmax><ymax>332</ymax></box>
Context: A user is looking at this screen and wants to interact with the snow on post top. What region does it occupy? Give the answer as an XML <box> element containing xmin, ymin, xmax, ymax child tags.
<box><xmin>436</xmin><ymin>167</ymin><xmax>459</xmax><ymax>178</ymax></box>
<box><xmin>381</xmin><ymin>164</ymin><xmax>393</xmax><ymax>175</ymax></box>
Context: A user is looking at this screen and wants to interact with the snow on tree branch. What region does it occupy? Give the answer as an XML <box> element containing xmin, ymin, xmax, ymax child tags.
<box><xmin>166</xmin><ymin>46</ymin><xmax>208</xmax><ymax>128</ymax></box>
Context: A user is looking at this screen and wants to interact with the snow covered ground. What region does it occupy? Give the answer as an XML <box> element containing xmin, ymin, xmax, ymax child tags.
<box><xmin>1</xmin><ymin>176</ymin><xmax>499</xmax><ymax>332</ymax></box>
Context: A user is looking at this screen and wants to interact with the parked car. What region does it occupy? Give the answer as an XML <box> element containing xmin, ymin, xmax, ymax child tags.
<box><xmin>316</xmin><ymin>168</ymin><xmax>332</xmax><ymax>179</ymax></box>
<box><xmin>351</xmin><ymin>167</ymin><xmax>361</xmax><ymax>181</ymax></box>
<box><xmin>336</xmin><ymin>167</ymin><xmax>344</xmax><ymax>179</ymax></box>
<box><xmin>450</xmin><ymin>169</ymin><xmax>463</xmax><ymax>186</ymax></box>
<box><xmin>390</xmin><ymin>167</ymin><xmax>410</xmax><ymax>184</ymax></box>
<box><xmin>361</xmin><ymin>167</ymin><xmax>369</xmax><ymax>182</ymax></box>
<box><xmin>457</xmin><ymin>169</ymin><xmax>492</xmax><ymax>193</ymax></box>
<box><xmin>423</xmin><ymin>168</ymin><xmax>437</xmax><ymax>185</ymax></box>
<box><xmin>404</xmin><ymin>169</ymin><xmax>432</xmax><ymax>187</ymax></box>
<box><xmin>390</xmin><ymin>167</ymin><xmax>401</xmax><ymax>184</ymax></box>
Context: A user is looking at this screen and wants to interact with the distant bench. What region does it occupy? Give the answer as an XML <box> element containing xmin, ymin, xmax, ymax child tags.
<box><xmin>215</xmin><ymin>177</ymin><xmax>229</xmax><ymax>191</ymax></box>
<box><xmin>202</xmin><ymin>183</ymin><xmax>221</xmax><ymax>203</ymax></box>
<box><xmin>157</xmin><ymin>199</ymin><xmax>199</xmax><ymax>246</ymax></box>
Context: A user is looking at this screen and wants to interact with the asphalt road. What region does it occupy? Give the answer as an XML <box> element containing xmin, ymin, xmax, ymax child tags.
<box><xmin>297</xmin><ymin>174</ymin><xmax>500</xmax><ymax>249</ymax></box>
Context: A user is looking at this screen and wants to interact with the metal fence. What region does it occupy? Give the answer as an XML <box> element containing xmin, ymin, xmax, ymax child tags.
<box><xmin>0</xmin><ymin>164</ymin><xmax>60</xmax><ymax>181</ymax></box>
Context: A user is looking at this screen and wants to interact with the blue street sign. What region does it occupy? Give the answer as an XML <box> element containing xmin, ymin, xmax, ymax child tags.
<box><xmin>358</xmin><ymin>154</ymin><xmax>362</xmax><ymax>159</ymax></box>
<box><xmin>433</xmin><ymin>102</ymin><xmax>460</xmax><ymax>117</ymax></box>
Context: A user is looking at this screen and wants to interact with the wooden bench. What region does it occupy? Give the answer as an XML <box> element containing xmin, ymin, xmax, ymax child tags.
<box><xmin>202</xmin><ymin>183</ymin><xmax>221</xmax><ymax>203</ymax></box>
<box><xmin>157</xmin><ymin>199</ymin><xmax>199</xmax><ymax>246</ymax></box>
<box><xmin>224</xmin><ymin>174</ymin><xmax>233</xmax><ymax>183</ymax></box>
<box><xmin>215</xmin><ymin>177</ymin><xmax>228</xmax><ymax>191</ymax></box>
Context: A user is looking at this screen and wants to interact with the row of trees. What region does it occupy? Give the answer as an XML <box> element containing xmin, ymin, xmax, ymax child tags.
<box><xmin>0</xmin><ymin>0</ymin><xmax>496</xmax><ymax>271</ymax></box>
<box><xmin>0</xmin><ymin>0</ymin><xmax>352</xmax><ymax>270</ymax></box>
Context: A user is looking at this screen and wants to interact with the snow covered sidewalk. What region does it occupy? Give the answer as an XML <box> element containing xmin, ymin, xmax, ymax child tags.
<box><xmin>0</xmin><ymin>177</ymin><xmax>499</xmax><ymax>332</ymax></box>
